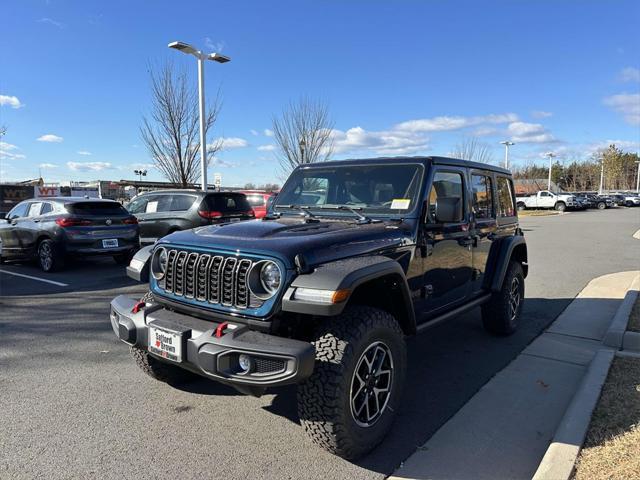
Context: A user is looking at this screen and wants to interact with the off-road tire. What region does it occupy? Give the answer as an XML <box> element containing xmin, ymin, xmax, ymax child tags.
<box><xmin>297</xmin><ymin>306</ymin><xmax>406</xmax><ymax>460</ymax></box>
<box><xmin>554</xmin><ymin>202</ymin><xmax>566</xmax><ymax>212</ymax></box>
<box><xmin>130</xmin><ymin>291</ymin><xmax>196</xmax><ymax>385</ymax></box>
<box><xmin>38</xmin><ymin>239</ymin><xmax>64</xmax><ymax>272</ymax></box>
<box><xmin>482</xmin><ymin>261</ymin><xmax>525</xmax><ymax>336</ymax></box>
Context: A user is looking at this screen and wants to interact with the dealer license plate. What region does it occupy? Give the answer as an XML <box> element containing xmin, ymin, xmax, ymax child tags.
<box><xmin>148</xmin><ymin>326</ymin><xmax>183</xmax><ymax>362</ymax></box>
<box><xmin>102</xmin><ymin>239</ymin><xmax>118</xmax><ymax>248</ymax></box>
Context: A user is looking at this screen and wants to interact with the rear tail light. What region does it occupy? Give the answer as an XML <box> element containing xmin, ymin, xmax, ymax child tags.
<box><xmin>123</xmin><ymin>216</ymin><xmax>138</xmax><ymax>225</ymax></box>
<box><xmin>198</xmin><ymin>210</ymin><xmax>223</xmax><ymax>219</ymax></box>
<box><xmin>55</xmin><ymin>218</ymin><xmax>91</xmax><ymax>227</ymax></box>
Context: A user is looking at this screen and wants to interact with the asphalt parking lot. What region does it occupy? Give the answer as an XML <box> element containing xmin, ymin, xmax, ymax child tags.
<box><xmin>1</xmin><ymin>207</ymin><xmax>639</xmax><ymax>480</ymax></box>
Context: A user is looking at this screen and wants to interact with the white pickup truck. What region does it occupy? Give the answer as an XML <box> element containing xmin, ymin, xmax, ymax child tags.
<box><xmin>515</xmin><ymin>190</ymin><xmax>577</xmax><ymax>212</ymax></box>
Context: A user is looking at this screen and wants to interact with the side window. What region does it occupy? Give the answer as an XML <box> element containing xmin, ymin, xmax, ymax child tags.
<box><xmin>41</xmin><ymin>203</ymin><xmax>53</xmax><ymax>215</ymax></box>
<box><xmin>471</xmin><ymin>174</ymin><xmax>494</xmax><ymax>219</ymax></box>
<box><xmin>7</xmin><ymin>203</ymin><xmax>29</xmax><ymax>219</ymax></box>
<box><xmin>169</xmin><ymin>195</ymin><xmax>197</xmax><ymax>212</ymax></box>
<box><xmin>27</xmin><ymin>202</ymin><xmax>43</xmax><ymax>217</ymax></box>
<box><xmin>540</xmin><ymin>191</ymin><xmax>551</xmax><ymax>197</ymax></box>
<box><xmin>497</xmin><ymin>177</ymin><xmax>516</xmax><ymax>218</ymax></box>
<box><xmin>427</xmin><ymin>171</ymin><xmax>464</xmax><ymax>223</ymax></box>
<box><xmin>126</xmin><ymin>196</ymin><xmax>148</xmax><ymax>214</ymax></box>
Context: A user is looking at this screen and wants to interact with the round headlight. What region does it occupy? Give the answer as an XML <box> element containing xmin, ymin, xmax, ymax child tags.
<box><xmin>151</xmin><ymin>247</ymin><xmax>168</xmax><ymax>280</ymax></box>
<box><xmin>260</xmin><ymin>261</ymin><xmax>281</xmax><ymax>293</ymax></box>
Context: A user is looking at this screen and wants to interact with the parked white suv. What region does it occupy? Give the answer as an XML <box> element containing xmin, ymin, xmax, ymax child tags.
<box><xmin>515</xmin><ymin>190</ymin><xmax>577</xmax><ymax>212</ymax></box>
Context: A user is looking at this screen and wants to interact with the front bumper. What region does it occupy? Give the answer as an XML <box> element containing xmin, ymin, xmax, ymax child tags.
<box><xmin>110</xmin><ymin>295</ymin><xmax>315</xmax><ymax>388</ymax></box>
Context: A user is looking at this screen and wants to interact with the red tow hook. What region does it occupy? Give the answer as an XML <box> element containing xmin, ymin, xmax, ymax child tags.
<box><xmin>215</xmin><ymin>322</ymin><xmax>229</xmax><ymax>338</ymax></box>
<box><xmin>131</xmin><ymin>301</ymin><xmax>146</xmax><ymax>314</ymax></box>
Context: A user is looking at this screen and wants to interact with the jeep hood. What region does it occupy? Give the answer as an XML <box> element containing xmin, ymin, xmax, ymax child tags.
<box><xmin>162</xmin><ymin>217</ymin><xmax>417</xmax><ymax>268</ymax></box>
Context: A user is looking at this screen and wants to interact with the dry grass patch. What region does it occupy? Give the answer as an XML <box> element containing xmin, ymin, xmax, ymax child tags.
<box><xmin>627</xmin><ymin>294</ymin><xmax>640</xmax><ymax>333</ymax></box>
<box><xmin>573</xmin><ymin>357</ymin><xmax>640</xmax><ymax>480</ymax></box>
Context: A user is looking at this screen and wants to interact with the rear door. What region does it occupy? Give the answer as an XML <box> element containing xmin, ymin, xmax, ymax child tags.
<box><xmin>420</xmin><ymin>167</ymin><xmax>473</xmax><ymax>315</ymax></box>
<box><xmin>469</xmin><ymin>172</ymin><xmax>497</xmax><ymax>295</ymax></box>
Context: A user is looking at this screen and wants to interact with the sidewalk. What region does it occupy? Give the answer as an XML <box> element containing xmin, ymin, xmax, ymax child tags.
<box><xmin>390</xmin><ymin>271</ymin><xmax>639</xmax><ymax>480</ymax></box>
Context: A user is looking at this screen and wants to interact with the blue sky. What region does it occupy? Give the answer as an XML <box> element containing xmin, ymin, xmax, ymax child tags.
<box><xmin>1</xmin><ymin>0</ymin><xmax>639</xmax><ymax>186</ymax></box>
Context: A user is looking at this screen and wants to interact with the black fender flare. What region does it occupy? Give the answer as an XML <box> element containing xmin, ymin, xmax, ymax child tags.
<box><xmin>281</xmin><ymin>255</ymin><xmax>416</xmax><ymax>333</ymax></box>
<box><xmin>126</xmin><ymin>244</ymin><xmax>153</xmax><ymax>282</ymax></box>
<box><xmin>487</xmin><ymin>235</ymin><xmax>528</xmax><ymax>292</ymax></box>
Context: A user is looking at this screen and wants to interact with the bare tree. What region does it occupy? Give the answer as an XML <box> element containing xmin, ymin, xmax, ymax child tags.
<box><xmin>272</xmin><ymin>97</ymin><xmax>334</xmax><ymax>175</ymax></box>
<box><xmin>140</xmin><ymin>63</ymin><xmax>221</xmax><ymax>187</ymax></box>
<box><xmin>451</xmin><ymin>137</ymin><xmax>495</xmax><ymax>164</ymax></box>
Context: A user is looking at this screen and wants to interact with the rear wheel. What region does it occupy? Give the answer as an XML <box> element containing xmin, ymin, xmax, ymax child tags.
<box><xmin>482</xmin><ymin>261</ymin><xmax>525</xmax><ymax>336</ymax></box>
<box><xmin>297</xmin><ymin>306</ymin><xmax>406</xmax><ymax>459</ymax></box>
<box><xmin>516</xmin><ymin>202</ymin><xmax>526</xmax><ymax>211</ymax></box>
<box><xmin>38</xmin><ymin>239</ymin><xmax>64</xmax><ymax>272</ymax></box>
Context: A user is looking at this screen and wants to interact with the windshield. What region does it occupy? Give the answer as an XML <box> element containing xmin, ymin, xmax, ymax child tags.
<box><xmin>274</xmin><ymin>163</ymin><xmax>423</xmax><ymax>215</ymax></box>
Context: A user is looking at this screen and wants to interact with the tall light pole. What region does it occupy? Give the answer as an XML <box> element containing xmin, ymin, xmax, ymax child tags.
<box><xmin>635</xmin><ymin>160</ymin><xmax>640</xmax><ymax>193</ymax></box>
<box><xmin>500</xmin><ymin>141</ymin><xmax>515</xmax><ymax>169</ymax></box>
<box><xmin>598</xmin><ymin>157</ymin><xmax>605</xmax><ymax>195</ymax></box>
<box><xmin>134</xmin><ymin>169</ymin><xmax>147</xmax><ymax>182</ymax></box>
<box><xmin>168</xmin><ymin>41</ymin><xmax>230</xmax><ymax>191</ymax></box>
<box><xmin>546</xmin><ymin>152</ymin><xmax>556</xmax><ymax>190</ymax></box>
<box><xmin>299</xmin><ymin>137</ymin><xmax>307</xmax><ymax>164</ymax></box>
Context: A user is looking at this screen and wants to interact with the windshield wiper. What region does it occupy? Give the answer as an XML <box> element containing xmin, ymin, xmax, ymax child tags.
<box><xmin>273</xmin><ymin>204</ymin><xmax>318</xmax><ymax>220</ymax></box>
<box><xmin>312</xmin><ymin>205</ymin><xmax>374</xmax><ymax>224</ymax></box>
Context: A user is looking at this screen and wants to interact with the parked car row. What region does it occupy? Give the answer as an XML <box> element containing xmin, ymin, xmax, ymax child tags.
<box><xmin>515</xmin><ymin>190</ymin><xmax>637</xmax><ymax>212</ymax></box>
<box><xmin>0</xmin><ymin>189</ymin><xmax>277</xmax><ymax>271</ymax></box>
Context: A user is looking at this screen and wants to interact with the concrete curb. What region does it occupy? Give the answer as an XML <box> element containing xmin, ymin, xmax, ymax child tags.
<box><xmin>603</xmin><ymin>274</ymin><xmax>640</xmax><ymax>349</ymax></box>
<box><xmin>531</xmin><ymin>349</ymin><xmax>615</xmax><ymax>480</ymax></box>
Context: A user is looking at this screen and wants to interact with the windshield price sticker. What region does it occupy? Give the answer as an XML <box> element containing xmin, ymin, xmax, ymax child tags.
<box><xmin>390</xmin><ymin>199</ymin><xmax>411</xmax><ymax>210</ymax></box>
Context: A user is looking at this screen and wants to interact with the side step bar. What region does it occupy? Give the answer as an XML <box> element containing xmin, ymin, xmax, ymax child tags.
<box><xmin>416</xmin><ymin>293</ymin><xmax>492</xmax><ymax>333</ymax></box>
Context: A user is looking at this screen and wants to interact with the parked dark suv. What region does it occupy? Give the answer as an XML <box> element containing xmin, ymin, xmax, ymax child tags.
<box><xmin>111</xmin><ymin>157</ymin><xmax>527</xmax><ymax>459</ymax></box>
<box><xmin>0</xmin><ymin>197</ymin><xmax>139</xmax><ymax>271</ymax></box>
<box><xmin>126</xmin><ymin>190</ymin><xmax>255</xmax><ymax>245</ymax></box>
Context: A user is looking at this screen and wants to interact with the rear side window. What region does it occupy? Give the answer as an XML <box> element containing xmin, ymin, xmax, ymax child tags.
<box><xmin>41</xmin><ymin>203</ymin><xmax>54</xmax><ymax>215</ymax></box>
<box><xmin>471</xmin><ymin>174</ymin><xmax>494</xmax><ymax>219</ymax></box>
<box><xmin>496</xmin><ymin>177</ymin><xmax>516</xmax><ymax>217</ymax></box>
<box><xmin>206</xmin><ymin>194</ymin><xmax>251</xmax><ymax>212</ymax></box>
<box><xmin>169</xmin><ymin>194</ymin><xmax>197</xmax><ymax>211</ymax></box>
<box><xmin>67</xmin><ymin>202</ymin><xmax>128</xmax><ymax>216</ymax></box>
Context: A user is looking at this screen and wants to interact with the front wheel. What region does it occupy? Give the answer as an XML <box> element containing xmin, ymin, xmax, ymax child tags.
<box><xmin>297</xmin><ymin>306</ymin><xmax>406</xmax><ymax>460</ymax></box>
<box><xmin>555</xmin><ymin>202</ymin><xmax>566</xmax><ymax>212</ymax></box>
<box><xmin>482</xmin><ymin>261</ymin><xmax>525</xmax><ymax>335</ymax></box>
<box><xmin>597</xmin><ymin>202</ymin><xmax>606</xmax><ymax>210</ymax></box>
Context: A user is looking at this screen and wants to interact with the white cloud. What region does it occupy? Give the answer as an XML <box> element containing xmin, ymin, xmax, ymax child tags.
<box><xmin>37</xmin><ymin>17</ymin><xmax>64</xmax><ymax>28</ymax></box>
<box><xmin>0</xmin><ymin>141</ymin><xmax>26</xmax><ymax>160</ymax></box>
<box><xmin>531</xmin><ymin>110</ymin><xmax>553</xmax><ymax>119</ymax></box>
<box><xmin>67</xmin><ymin>161</ymin><xmax>113</xmax><ymax>171</ymax></box>
<box><xmin>77</xmin><ymin>150</ymin><xmax>92</xmax><ymax>156</ymax></box>
<box><xmin>619</xmin><ymin>67</ymin><xmax>640</xmax><ymax>83</ymax></box>
<box><xmin>215</xmin><ymin>137</ymin><xmax>249</xmax><ymax>150</ymax></box>
<box><xmin>603</xmin><ymin>93</ymin><xmax>640</xmax><ymax>125</ymax></box>
<box><xmin>472</xmin><ymin>126</ymin><xmax>499</xmax><ymax>137</ymax></box>
<box><xmin>250</xmin><ymin>129</ymin><xmax>259</xmax><ymax>136</ymax></box>
<box><xmin>204</xmin><ymin>37</ymin><xmax>225</xmax><ymax>52</ymax></box>
<box><xmin>587</xmin><ymin>139</ymin><xmax>640</xmax><ymax>153</ymax></box>
<box><xmin>264</xmin><ymin>129</ymin><xmax>274</xmax><ymax>137</ymax></box>
<box><xmin>395</xmin><ymin>113</ymin><xmax>518</xmax><ymax>133</ymax></box>
<box><xmin>37</xmin><ymin>134</ymin><xmax>63</xmax><ymax>143</ymax></box>
<box><xmin>0</xmin><ymin>94</ymin><xmax>24</xmax><ymax>109</ymax></box>
<box><xmin>507</xmin><ymin>121</ymin><xmax>557</xmax><ymax>144</ymax></box>
<box><xmin>331</xmin><ymin>126</ymin><xmax>429</xmax><ymax>156</ymax></box>
<box><xmin>39</xmin><ymin>163</ymin><xmax>58</xmax><ymax>169</ymax></box>
<box><xmin>257</xmin><ymin>144</ymin><xmax>276</xmax><ymax>152</ymax></box>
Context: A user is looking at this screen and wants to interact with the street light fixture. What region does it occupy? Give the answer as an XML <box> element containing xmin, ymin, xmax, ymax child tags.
<box><xmin>134</xmin><ymin>169</ymin><xmax>147</xmax><ymax>182</ymax></box>
<box><xmin>168</xmin><ymin>41</ymin><xmax>231</xmax><ymax>191</ymax></box>
<box><xmin>545</xmin><ymin>152</ymin><xmax>556</xmax><ymax>190</ymax></box>
<box><xmin>500</xmin><ymin>141</ymin><xmax>515</xmax><ymax>169</ymax></box>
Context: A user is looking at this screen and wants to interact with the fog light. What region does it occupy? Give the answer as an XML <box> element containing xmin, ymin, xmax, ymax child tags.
<box><xmin>238</xmin><ymin>354</ymin><xmax>253</xmax><ymax>373</ymax></box>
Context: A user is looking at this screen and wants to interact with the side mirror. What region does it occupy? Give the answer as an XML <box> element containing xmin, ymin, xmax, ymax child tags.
<box><xmin>435</xmin><ymin>196</ymin><xmax>462</xmax><ymax>223</ymax></box>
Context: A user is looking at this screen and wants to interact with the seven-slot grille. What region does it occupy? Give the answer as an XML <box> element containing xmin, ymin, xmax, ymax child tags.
<box><xmin>161</xmin><ymin>249</ymin><xmax>257</xmax><ymax>309</ymax></box>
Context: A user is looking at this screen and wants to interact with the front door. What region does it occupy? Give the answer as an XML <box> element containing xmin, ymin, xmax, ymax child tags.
<box><xmin>420</xmin><ymin>168</ymin><xmax>473</xmax><ymax>316</ymax></box>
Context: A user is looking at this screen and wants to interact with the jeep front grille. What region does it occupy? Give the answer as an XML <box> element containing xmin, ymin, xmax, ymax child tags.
<box><xmin>160</xmin><ymin>249</ymin><xmax>259</xmax><ymax>310</ymax></box>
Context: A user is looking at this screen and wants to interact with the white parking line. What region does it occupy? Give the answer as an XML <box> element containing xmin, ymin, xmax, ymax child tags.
<box><xmin>0</xmin><ymin>269</ymin><xmax>69</xmax><ymax>287</ymax></box>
